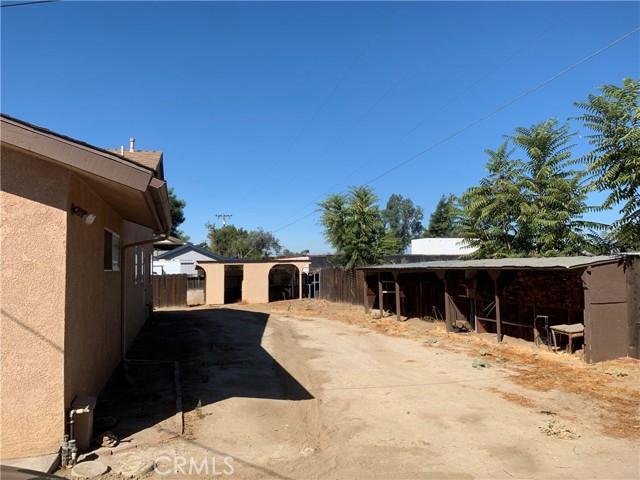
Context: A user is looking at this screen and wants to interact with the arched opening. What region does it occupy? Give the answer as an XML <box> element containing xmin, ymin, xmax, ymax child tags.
<box><xmin>269</xmin><ymin>264</ymin><xmax>300</xmax><ymax>302</ymax></box>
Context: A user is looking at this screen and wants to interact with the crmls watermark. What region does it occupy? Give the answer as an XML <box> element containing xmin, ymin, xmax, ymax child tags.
<box><xmin>154</xmin><ymin>455</ymin><xmax>235</xmax><ymax>476</ymax></box>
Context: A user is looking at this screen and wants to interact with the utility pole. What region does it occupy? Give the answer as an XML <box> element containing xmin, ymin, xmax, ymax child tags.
<box><xmin>215</xmin><ymin>214</ymin><xmax>233</xmax><ymax>226</ymax></box>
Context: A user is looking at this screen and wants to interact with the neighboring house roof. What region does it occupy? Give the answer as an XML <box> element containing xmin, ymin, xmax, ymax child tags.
<box><xmin>1</xmin><ymin>114</ymin><xmax>172</xmax><ymax>233</ymax></box>
<box><xmin>359</xmin><ymin>255</ymin><xmax>622</xmax><ymax>271</ymax></box>
<box><xmin>156</xmin><ymin>243</ymin><xmax>230</xmax><ymax>261</ymax></box>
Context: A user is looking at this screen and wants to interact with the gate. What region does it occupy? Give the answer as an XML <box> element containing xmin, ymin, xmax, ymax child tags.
<box><xmin>153</xmin><ymin>274</ymin><xmax>188</xmax><ymax>308</ymax></box>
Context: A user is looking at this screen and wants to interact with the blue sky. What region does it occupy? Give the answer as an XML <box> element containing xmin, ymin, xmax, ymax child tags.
<box><xmin>2</xmin><ymin>1</ymin><xmax>638</xmax><ymax>253</ymax></box>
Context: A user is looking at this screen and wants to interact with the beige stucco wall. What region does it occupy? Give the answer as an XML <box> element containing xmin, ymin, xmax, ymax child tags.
<box><xmin>243</xmin><ymin>263</ymin><xmax>273</xmax><ymax>304</ymax></box>
<box><xmin>199</xmin><ymin>261</ymin><xmax>309</xmax><ymax>305</ymax></box>
<box><xmin>64</xmin><ymin>178</ymin><xmax>156</xmax><ymax>418</ymax></box>
<box><xmin>121</xmin><ymin>220</ymin><xmax>155</xmax><ymax>353</ymax></box>
<box><xmin>202</xmin><ymin>263</ymin><xmax>225</xmax><ymax>305</ymax></box>
<box><xmin>63</xmin><ymin>174</ymin><xmax>123</xmax><ymax>408</ymax></box>
<box><xmin>1</xmin><ymin>147</ymin><xmax>68</xmax><ymax>459</ymax></box>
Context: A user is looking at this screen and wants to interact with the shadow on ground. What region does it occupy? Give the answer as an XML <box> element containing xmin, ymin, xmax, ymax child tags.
<box><xmin>95</xmin><ymin>308</ymin><xmax>313</xmax><ymax>445</ymax></box>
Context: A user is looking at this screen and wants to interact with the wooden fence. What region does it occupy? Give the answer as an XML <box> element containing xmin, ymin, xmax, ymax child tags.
<box><xmin>317</xmin><ymin>267</ymin><xmax>365</xmax><ymax>306</ymax></box>
<box><xmin>153</xmin><ymin>274</ymin><xmax>187</xmax><ymax>308</ymax></box>
<box><xmin>187</xmin><ymin>276</ymin><xmax>205</xmax><ymax>290</ymax></box>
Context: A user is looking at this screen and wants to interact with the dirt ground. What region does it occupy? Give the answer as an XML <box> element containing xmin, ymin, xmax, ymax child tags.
<box><xmin>64</xmin><ymin>299</ymin><xmax>639</xmax><ymax>479</ymax></box>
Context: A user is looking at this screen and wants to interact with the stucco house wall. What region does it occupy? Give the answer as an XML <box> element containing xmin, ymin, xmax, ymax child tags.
<box><xmin>1</xmin><ymin>148</ymin><xmax>69</xmax><ymax>458</ymax></box>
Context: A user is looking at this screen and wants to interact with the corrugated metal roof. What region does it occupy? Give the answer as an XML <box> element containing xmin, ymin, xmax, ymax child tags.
<box><xmin>359</xmin><ymin>255</ymin><xmax>622</xmax><ymax>271</ymax></box>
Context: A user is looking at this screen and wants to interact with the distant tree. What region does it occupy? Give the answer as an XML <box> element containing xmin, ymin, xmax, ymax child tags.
<box><xmin>381</xmin><ymin>194</ymin><xmax>424</xmax><ymax>253</ymax></box>
<box><xmin>243</xmin><ymin>228</ymin><xmax>282</xmax><ymax>259</ymax></box>
<box><xmin>282</xmin><ymin>248</ymin><xmax>310</xmax><ymax>256</ymax></box>
<box><xmin>168</xmin><ymin>188</ymin><xmax>189</xmax><ymax>240</ymax></box>
<box><xmin>206</xmin><ymin>224</ymin><xmax>248</xmax><ymax>258</ymax></box>
<box><xmin>422</xmin><ymin>194</ymin><xmax>461</xmax><ymax>238</ymax></box>
<box><xmin>205</xmin><ymin>223</ymin><xmax>282</xmax><ymax>259</ymax></box>
<box><xmin>319</xmin><ymin>186</ymin><xmax>399</xmax><ymax>269</ymax></box>
<box><xmin>574</xmin><ymin>77</ymin><xmax>640</xmax><ymax>249</ymax></box>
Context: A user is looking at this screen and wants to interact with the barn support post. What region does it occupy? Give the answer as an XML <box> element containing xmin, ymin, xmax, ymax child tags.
<box><xmin>378</xmin><ymin>272</ymin><xmax>384</xmax><ymax>315</ymax></box>
<box><xmin>393</xmin><ymin>272</ymin><xmax>401</xmax><ymax>322</ymax></box>
<box><xmin>436</xmin><ymin>271</ymin><xmax>453</xmax><ymax>332</ymax></box>
<box><xmin>363</xmin><ymin>276</ymin><xmax>370</xmax><ymax>314</ymax></box>
<box><xmin>298</xmin><ymin>268</ymin><xmax>303</xmax><ymax>300</ymax></box>
<box><xmin>628</xmin><ymin>258</ymin><xmax>640</xmax><ymax>359</ymax></box>
<box><xmin>489</xmin><ymin>270</ymin><xmax>502</xmax><ymax>342</ymax></box>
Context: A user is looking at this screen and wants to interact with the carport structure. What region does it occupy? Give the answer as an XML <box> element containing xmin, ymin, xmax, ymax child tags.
<box><xmin>196</xmin><ymin>259</ymin><xmax>311</xmax><ymax>305</ymax></box>
<box><xmin>359</xmin><ymin>255</ymin><xmax>639</xmax><ymax>363</ymax></box>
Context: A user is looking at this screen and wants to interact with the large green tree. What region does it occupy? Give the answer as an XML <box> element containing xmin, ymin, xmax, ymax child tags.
<box><xmin>510</xmin><ymin>119</ymin><xmax>591</xmax><ymax>255</ymax></box>
<box><xmin>319</xmin><ymin>186</ymin><xmax>398</xmax><ymax>269</ymax></box>
<box><xmin>574</xmin><ymin>77</ymin><xmax>640</xmax><ymax>248</ymax></box>
<box><xmin>381</xmin><ymin>194</ymin><xmax>424</xmax><ymax>253</ymax></box>
<box><xmin>168</xmin><ymin>188</ymin><xmax>189</xmax><ymax>240</ymax></box>
<box><xmin>459</xmin><ymin>121</ymin><xmax>593</xmax><ymax>258</ymax></box>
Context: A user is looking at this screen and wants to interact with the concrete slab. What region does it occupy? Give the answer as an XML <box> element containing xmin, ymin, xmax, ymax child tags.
<box><xmin>1</xmin><ymin>453</ymin><xmax>59</xmax><ymax>474</ymax></box>
<box><xmin>71</xmin><ymin>460</ymin><xmax>109</xmax><ymax>478</ymax></box>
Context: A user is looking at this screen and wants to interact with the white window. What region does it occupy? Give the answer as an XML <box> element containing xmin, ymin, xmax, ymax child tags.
<box><xmin>104</xmin><ymin>230</ymin><xmax>120</xmax><ymax>271</ymax></box>
<box><xmin>141</xmin><ymin>249</ymin><xmax>145</xmax><ymax>282</ymax></box>
<box><xmin>134</xmin><ymin>247</ymin><xmax>139</xmax><ymax>284</ymax></box>
<box><xmin>148</xmin><ymin>253</ymin><xmax>153</xmax><ymax>283</ymax></box>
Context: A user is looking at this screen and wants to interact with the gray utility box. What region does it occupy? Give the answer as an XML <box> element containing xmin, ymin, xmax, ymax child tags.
<box><xmin>71</xmin><ymin>395</ymin><xmax>97</xmax><ymax>451</ymax></box>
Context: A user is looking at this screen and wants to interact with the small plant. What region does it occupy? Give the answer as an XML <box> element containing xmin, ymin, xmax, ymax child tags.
<box><xmin>424</xmin><ymin>337</ymin><xmax>438</xmax><ymax>345</ymax></box>
<box><xmin>539</xmin><ymin>420</ymin><xmax>580</xmax><ymax>440</ymax></box>
<box><xmin>472</xmin><ymin>358</ymin><xmax>491</xmax><ymax>369</ymax></box>
<box><xmin>479</xmin><ymin>348</ymin><xmax>492</xmax><ymax>356</ymax></box>
<box><xmin>604</xmin><ymin>368</ymin><xmax>629</xmax><ymax>377</ymax></box>
<box><xmin>495</xmin><ymin>356</ymin><xmax>508</xmax><ymax>364</ymax></box>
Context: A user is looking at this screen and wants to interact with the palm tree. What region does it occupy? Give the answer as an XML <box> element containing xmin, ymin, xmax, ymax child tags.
<box><xmin>319</xmin><ymin>186</ymin><xmax>398</xmax><ymax>269</ymax></box>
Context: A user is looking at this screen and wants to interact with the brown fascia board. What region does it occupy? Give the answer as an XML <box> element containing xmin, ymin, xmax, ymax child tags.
<box><xmin>148</xmin><ymin>177</ymin><xmax>172</xmax><ymax>233</ymax></box>
<box><xmin>1</xmin><ymin>117</ymin><xmax>152</xmax><ymax>191</ymax></box>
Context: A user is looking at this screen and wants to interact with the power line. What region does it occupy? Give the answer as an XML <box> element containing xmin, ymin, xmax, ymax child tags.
<box><xmin>233</xmin><ymin>7</ymin><xmax>397</xmax><ymax>208</ymax></box>
<box><xmin>265</xmin><ymin>22</ymin><xmax>462</xmax><ymax>200</ymax></box>
<box><xmin>270</xmin><ymin>9</ymin><xmax>576</xmax><ymax>231</ymax></box>
<box><xmin>364</xmin><ymin>26</ymin><xmax>640</xmax><ymax>187</ymax></box>
<box><xmin>271</xmin><ymin>26</ymin><xmax>640</xmax><ymax>234</ymax></box>
<box><xmin>1</xmin><ymin>0</ymin><xmax>59</xmax><ymax>7</ymax></box>
<box><xmin>267</xmin><ymin>6</ymin><xmax>575</xmax><ymax>206</ymax></box>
